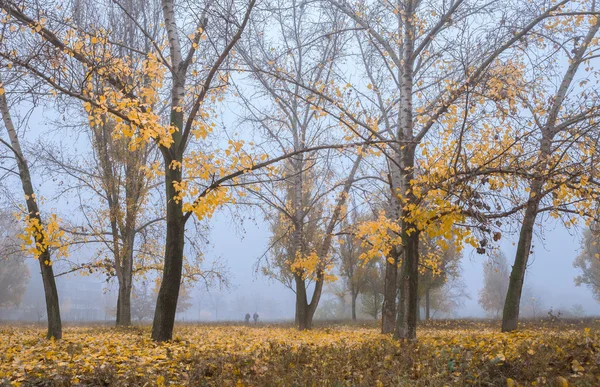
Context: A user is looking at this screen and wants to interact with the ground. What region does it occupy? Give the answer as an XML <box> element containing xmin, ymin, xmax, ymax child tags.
<box><xmin>1</xmin><ymin>319</ymin><xmax>600</xmax><ymax>386</ymax></box>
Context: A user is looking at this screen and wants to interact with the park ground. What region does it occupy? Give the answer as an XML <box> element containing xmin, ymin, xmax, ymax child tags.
<box><xmin>1</xmin><ymin>319</ymin><xmax>600</xmax><ymax>386</ymax></box>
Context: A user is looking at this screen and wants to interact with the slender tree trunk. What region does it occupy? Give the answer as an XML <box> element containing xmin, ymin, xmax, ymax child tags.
<box><xmin>425</xmin><ymin>288</ymin><xmax>430</xmax><ymax>321</ymax></box>
<box><xmin>416</xmin><ymin>297</ymin><xmax>421</xmax><ymax>322</ymax></box>
<box><xmin>0</xmin><ymin>85</ymin><xmax>62</xmax><ymax>339</ymax></box>
<box><xmin>501</xmin><ymin>192</ymin><xmax>539</xmax><ymax>332</ymax></box>
<box><xmin>351</xmin><ymin>291</ymin><xmax>358</xmax><ymax>321</ymax></box>
<box><xmin>116</xmin><ymin>291</ymin><xmax>121</xmax><ymax>325</ymax></box>
<box><xmin>151</xmin><ymin>156</ymin><xmax>185</xmax><ymax>341</ymax></box>
<box><xmin>395</xmin><ymin>254</ymin><xmax>406</xmax><ymax>329</ymax></box>
<box><xmin>381</xmin><ymin>248</ymin><xmax>398</xmax><ymax>333</ymax></box>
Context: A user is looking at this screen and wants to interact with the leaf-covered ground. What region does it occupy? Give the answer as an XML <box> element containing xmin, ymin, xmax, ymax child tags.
<box><xmin>1</xmin><ymin>320</ymin><xmax>600</xmax><ymax>386</ymax></box>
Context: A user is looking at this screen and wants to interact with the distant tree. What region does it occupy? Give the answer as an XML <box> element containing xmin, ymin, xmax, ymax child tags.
<box><xmin>0</xmin><ymin>212</ymin><xmax>29</xmax><ymax>307</ymax></box>
<box><xmin>429</xmin><ymin>276</ymin><xmax>470</xmax><ymax>319</ymax></box>
<box><xmin>176</xmin><ymin>285</ymin><xmax>193</xmax><ymax>320</ymax></box>
<box><xmin>479</xmin><ymin>252</ymin><xmax>510</xmax><ymax>318</ymax></box>
<box><xmin>574</xmin><ymin>228</ymin><xmax>600</xmax><ymax>301</ymax></box>
<box><xmin>360</xmin><ymin>258</ymin><xmax>385</xmax><ymax>320</ymax></box>
<box><xmin>418</xmin><ymin>236</ymin><xmax>462</xmax><ymax>320</ymax></box>
<box><xmin>209</xmin><ymin>291</ymin><xmax>226</xmax><ymax>321</ymax></box>
<box><xmin>131</xmin><ymin>281</ymin><xmax>157</xmax><ymax>322</ymax></box>
<box><xmin>519</xmin><ymin>285</ymin><xmax>545</xmax><ymax>319</ymax></box>
<box><xmin>570</xmin><ymin>303</ymin><xmax>586</xmax><ymax>318</ymax></box>
<box><xmin>338</xmin><ymin>209</ymin><xmax>372</xmax><ymax>320</ymax></box>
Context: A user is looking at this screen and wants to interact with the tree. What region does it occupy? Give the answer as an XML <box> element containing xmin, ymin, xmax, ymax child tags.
<box><xmin>338</xmin><ymin>208</ymin><xmax>373</xmax><ymax>320</ymax></box>
<box><xmin>131</xmin><ymin>281</ymin><xmax>157</xmax><ymax>322</ymax></box>
<box><xmin>35</xmin><ymin>0</ymin><xmax>164</xmax><ymax>327</ymax></box>
<box><xmin>318</xmin><ymin>0</ymin><xmax>576</xmax><ymax>340</ymax></box>
<box><xmin>418</xmin><ymin>236</ymin><xmax>462</xmax><ymax>321</ymax></box>
<box><xmin>428</xmin><ymin>276</ymin><xmax>470</xmax><ymax>319</ymax></box>
<box><xmin>519</xmin><ymin>286</ymin><xmax>545</xmax><ymax>319</ymax></box>
<box><xmin>499</xmin><ymin>9</ymin><xmax>600</xmax><ymax>332</ymax></box>
<box><xmin>574</xmin><ymin>227</ymin><xmax>600</xmax><ymax>302</ymax></box>
<box><xmin>0</xmin><ymin>74</ymin><xmax>63</xmax><ymax>339</ymax></box>
<box><xmin>570</xmin><ymin>303</ymin><xmax>585</xmax><ymax>318</ymax></box>
<box><xmin>176</xmin><ymin>284</ymin><xmax>193</xmax><ymax>320</ymax></box>
<box><xmin>0</xmin><ymin>210</ymin><xmax>30</xmax><ymax>308</ymax></box>
<box><xmin>360</xmin><ymin>258</ymin><xmax>385</xmax><ymax>320</ymax></box>
<box><xmin>242</xmin><ymin>0</ymin><xmax>362</xmax><ymax>330</ymax></box>
<box><xmin>479</xmin><ymin>252</ymin><xmax>510</xmax><ymax>318</ymax></box>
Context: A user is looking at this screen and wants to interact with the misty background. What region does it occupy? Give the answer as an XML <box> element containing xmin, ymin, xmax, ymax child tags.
<box><xmin>1</xmin><ymin>85</ymin><xmax>597</xmax><ymax>325</ymax></box>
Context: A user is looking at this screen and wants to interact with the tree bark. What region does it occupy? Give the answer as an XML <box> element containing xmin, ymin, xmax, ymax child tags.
<box><xmin>295</xmin><ymin>275</ymin><xmax>310</xmax><ymax>330</ymax></box>
<box><xmin>395</xmin><ymin>227</ymin><xmax>419</xmax><ymax>340</ymax></box>
<box><xmin>116</xmin><ymin>279</ymin><xmax>132</xmax><ymax>326</ymax></box>
<box><xmin>381</xmin><ymin>245</ymin><xmax>401</xmax><ymax>333</ymax></box>
<box><xmin>0</xmin><ymin>83</ymin><xmax>62</xmax><ymax>339</ymax></box>
<box><xmin>151</xmin><ymin>153</ymin><xmax>185</xmax><ymax>341</ymax></box>
<box><xmin>501</xmin><ymin>191</ymin><xmax>539</xmax><ymax>332</ymax></box>
<box><xmin>351</xmin><ymin>291</ymin><xmax>358</xmax><ymax>321</ymax></box>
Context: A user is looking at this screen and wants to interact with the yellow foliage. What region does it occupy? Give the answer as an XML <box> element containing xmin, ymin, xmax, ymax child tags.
<box><xmin>17</xmin><ymin>213</ymin><xmax>69</xmax><ymax>261</ymax></box>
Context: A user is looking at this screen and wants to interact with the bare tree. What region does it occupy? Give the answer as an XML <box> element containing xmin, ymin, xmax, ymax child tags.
<box><xmin>338</xmin><ymin>207</ymin><xmax>373</xmax><ymax>320</ymax></box>
<box><xmin>0</xmin><ymin>208</ymin><xmax>30</xmax><ymax>308</ymax></box>
<box><xmin>479</xmin><ymin>251</ymin><xmax>510</xmax><ymax>318</ymax></box>
<box><xmin>240</xmin><ymin>0</ymin><xmax>363</xmax><ymax>330</ymax></box>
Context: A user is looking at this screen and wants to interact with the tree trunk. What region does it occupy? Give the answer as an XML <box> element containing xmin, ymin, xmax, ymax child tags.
<box><xmin>151</xmin><ymin>159</ymin><xmax>185</xmax><ymax>341</ymax></box>
<box><xmin>395</xmin><ymin>254</ymin><xmax>406</xmax><ymax>329</ymax></box>
<box><xmin>295</xmin><ymin>274</ymin><xmax>310</xmax><ymax>330</ymax></box>
<box><xmin>116</xmin><ymin>236</ymin><xmax>135</xmax><ymax>326</ymax></box>
<box><xmin>416</xmin><ymin>297</ymin><xmax>421</xmax><ymax>322</ymax></box>
<box><xmin>351</xmin><ymin>291</ymin><xmax>358</xmax><ymax>321</ymax></box>
<box><xmin>395</xmin><ymin>229</ymin><xmax>419</xmax><ymax>340</ymax></box>
<box><xmin>501</xmin><ymin>194</ymin><xmax>539</xmax><ymax>332</ymax></box>
<box><xmin>116</xmin><ymin>279</ymin><xmax>132</xmax><ymax>326</ymax></box>
<box><xmin>0</xmin><ymin>86</ymin><xmax>62</xmax><ymax>340</ymax></box>
<box><xmin>425</xmin><ymin>288</ymin><xmax>430</xmax><ymax>321</ymax></box>
<box><xmin>381</xmin><ymin>248</ymin><xmax>398</xmax><ymax>333</ymax></box>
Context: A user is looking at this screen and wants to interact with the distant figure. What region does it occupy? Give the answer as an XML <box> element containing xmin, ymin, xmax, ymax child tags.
<box><xmin>245</xmin><ymin>313</ymin><xmax>251</xmax><ymax>323</ymax></box>
<box><xmin>253</xmin><ymin>312</ymin><xmax>259</xmax><ymax>324</ymax></box>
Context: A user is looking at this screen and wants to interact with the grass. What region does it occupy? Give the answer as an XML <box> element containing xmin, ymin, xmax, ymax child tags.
<box><xmin>1</xmin><ymin>319</ymin><xmax>600</xmax><ymax>386</ymax></box>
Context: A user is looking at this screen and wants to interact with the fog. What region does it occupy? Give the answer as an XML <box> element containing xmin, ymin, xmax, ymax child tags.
<box><xmin>2</xmin><ymin>204</ymin><xmax>599</xmax><ymax>323</ymax></box>
<box><xmin>1</xmin><ymin>77</ymin><xmax>599</xmax><ymax>326</ymax></box>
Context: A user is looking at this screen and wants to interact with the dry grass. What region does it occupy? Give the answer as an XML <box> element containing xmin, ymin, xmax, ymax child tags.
<box><xmin>1</xmin><ymin>319</ymin><xmax>600</xmax><ymax>386</ymax></box>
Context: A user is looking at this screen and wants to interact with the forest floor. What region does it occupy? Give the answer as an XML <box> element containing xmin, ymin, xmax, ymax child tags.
<box><xmin>1</xmin><ymin>319</ymin><xmax>600</xmax><ymax>386</ymax></box>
